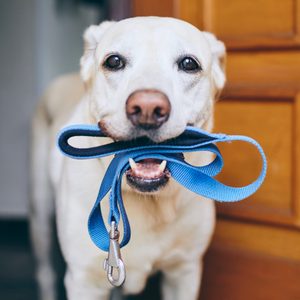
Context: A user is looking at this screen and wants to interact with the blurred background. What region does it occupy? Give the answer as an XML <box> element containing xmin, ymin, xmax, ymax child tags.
<box><xmin>1</xmin><ymin>0</ymin><xmax>300</xmax><ymax>300</ymax></box>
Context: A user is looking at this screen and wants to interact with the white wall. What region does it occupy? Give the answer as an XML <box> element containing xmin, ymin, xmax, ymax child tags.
<box><xmin>0</xmin><ymin>0</ymin><xmax>100</xmax><ymax>217</ymax></box>
<box><xmin>35</xmin><ymin>0</ymin><xmax>100</xmax><ymax>95</ymax></box>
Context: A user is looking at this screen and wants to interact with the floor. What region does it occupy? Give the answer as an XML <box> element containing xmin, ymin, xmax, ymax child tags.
<box><xmin>0</xmin><ymin>220</ymin><xmax>161</xmax><ymax>300</ymax></box>
<box><xmin>6</xmin><ymin>219</ymin><xmax>299</xmax><ymax>300</ymax></box>
<box><xmin>0</xmin><ymin>220</ymin><xmax>37</xmax><ymax>300</ymax></box>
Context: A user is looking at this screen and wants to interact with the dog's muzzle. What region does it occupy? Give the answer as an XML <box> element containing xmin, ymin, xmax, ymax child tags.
<box><xmin>125</xmin><ymin>89</ymin><xmax>171</xmax><ymax>191</ymax></box>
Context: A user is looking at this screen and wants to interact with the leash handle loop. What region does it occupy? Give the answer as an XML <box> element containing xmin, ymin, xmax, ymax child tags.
<box><xmin>57</xmin><ymin>124</ymin><xmax>267</xmax><ymax>252</ymax></box>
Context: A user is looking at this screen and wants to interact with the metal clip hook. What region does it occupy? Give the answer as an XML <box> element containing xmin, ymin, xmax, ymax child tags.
<box><xmin>103</xmin><ymin>221</ymin><xmax>126</xmax><ymax>287</ymax></box>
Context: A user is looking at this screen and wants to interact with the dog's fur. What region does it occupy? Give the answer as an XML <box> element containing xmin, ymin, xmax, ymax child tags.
<box><xmin>30</xmin><ymin>17</ymin><xmax>226</xmax><ymax>300</ymax></box>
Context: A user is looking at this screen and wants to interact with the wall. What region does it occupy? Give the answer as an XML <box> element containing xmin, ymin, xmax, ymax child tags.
<box><xmin>0</xmin><ymin>0</ymin><xmax>100</xmax><ymax>217</ymax></box>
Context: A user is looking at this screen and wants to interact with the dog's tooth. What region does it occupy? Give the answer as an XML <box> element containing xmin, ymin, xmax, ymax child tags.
<box><xmin>159</xmin><ymin>160</ymin><xmax>167</xmax><ymax>172</ymax></box>
<box><xmin>129</xmin><ymin>158</ymin><xmax>137</xmax><ymax>170</ymax></box>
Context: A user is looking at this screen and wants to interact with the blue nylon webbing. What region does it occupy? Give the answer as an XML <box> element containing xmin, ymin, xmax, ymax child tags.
<box><xmin>57</xmin><ymin>124</ymin><xmax>267</xmax><ymax>252</ymax></box>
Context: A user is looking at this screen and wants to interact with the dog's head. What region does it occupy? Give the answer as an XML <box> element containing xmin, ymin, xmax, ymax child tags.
<box><xmin>80</xmin><ymin>17</ymin><xmax>226</xmax><ymax>193</ymax></box>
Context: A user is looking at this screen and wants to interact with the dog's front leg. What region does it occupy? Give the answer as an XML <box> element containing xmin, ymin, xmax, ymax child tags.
<box><xmin>162</xmin><ymin>260</ymin><xmax>203</xmax><ymax>300</ymax></box>
<box><xmin>65</xmin><ymin>268</ymin><xmax>111</xmax><ymax>300</ymax></box>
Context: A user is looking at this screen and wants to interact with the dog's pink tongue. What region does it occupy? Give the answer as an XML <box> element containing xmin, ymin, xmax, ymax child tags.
<box><xmin>132</xmin><ymin>159</ymin><xmax>163</xmax><ymax>179</ymax></box>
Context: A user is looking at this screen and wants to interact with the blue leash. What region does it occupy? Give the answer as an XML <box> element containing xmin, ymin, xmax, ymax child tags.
<box><xmin>57</xmin><ymin>124</ymin><xmax>267</xmax><ymax>285</ymax></box>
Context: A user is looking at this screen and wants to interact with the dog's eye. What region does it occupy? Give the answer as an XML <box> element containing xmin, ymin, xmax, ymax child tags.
<box><xmin>178</xmin><ymin>56</ymin><xmax>201</xmax><ymax>73</ymax></box>
<box><xmin>103</xmin><ymin>55</ymin><xmax>126</xmax><ymax>71</ymax></box>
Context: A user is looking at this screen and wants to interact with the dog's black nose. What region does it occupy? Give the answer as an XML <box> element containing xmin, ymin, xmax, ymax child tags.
<box><xmin>126</xmin><ymin>90</ymin><xmax>171</xmax><ymax>130</ymax></box>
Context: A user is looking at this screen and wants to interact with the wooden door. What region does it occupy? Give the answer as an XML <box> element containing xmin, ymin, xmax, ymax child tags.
<box><xmin>133</xmin><ymin>1</ymin><xmax>300</xmax><ymax>299</ymax></box>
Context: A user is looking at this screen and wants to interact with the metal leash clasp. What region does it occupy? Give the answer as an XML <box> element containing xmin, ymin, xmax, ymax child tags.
<box><xmin>103</xmin><ymin>221</ymin><xmax>126</xmax><ymax>287</ymax></box>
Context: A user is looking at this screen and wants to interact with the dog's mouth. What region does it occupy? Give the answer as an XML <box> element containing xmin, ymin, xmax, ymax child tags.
<box><xmin>126</xmin><ymin>158</ymin><xmax>171</xmax><ymax>193</ymax></box>
<box><xmin>98</xmin><ymin>120</ymin><xmax>173</xmax><ymax>192</ymax></box>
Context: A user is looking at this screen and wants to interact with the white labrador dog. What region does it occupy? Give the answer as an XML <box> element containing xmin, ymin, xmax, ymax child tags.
<box><xmin>30</xmin><ymin>16</ymin><xmax>226</xmax><ymax>300</ymax></box>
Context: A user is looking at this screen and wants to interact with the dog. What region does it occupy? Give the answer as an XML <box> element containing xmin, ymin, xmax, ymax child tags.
<box><xmin>30</xmin><ymin>16</ymin><xmax>226</xmax><ymax>300</ymax></box>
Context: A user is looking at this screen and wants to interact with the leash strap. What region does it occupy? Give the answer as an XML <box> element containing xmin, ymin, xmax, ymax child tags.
<box><xmin>57</xmin><ymin>124</ymin><xmax>267</xmax><ymax>252</ymax></box>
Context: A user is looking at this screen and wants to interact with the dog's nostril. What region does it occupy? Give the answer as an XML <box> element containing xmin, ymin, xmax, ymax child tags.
<box><xmin>132</xmin><ymin>106</ymin><xmax>141</xmax><ymax>115</ymax></box>
<box><xmin>154</xmin><ymin>107</ymin><xmax>162</xmax><ymax>117</ymax></box>
<box><xmin>153</xmin><ymin>107</ymin><xmax>167</xmax><ymax>119</ymax></box>
<box><xmin>153</xmin><ymin>107</ymin><xmax>168</xmax><ymax>125</ymax></box>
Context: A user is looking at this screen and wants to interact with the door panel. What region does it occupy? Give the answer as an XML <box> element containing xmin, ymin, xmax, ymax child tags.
<box><xmin>215</xmin><ymin>99</ymin><xmax>296</xmax><ymax>226</ymax></box>
<box><xmin>226</xmin><ymin>51</ymin><xmax>300</xmax><ymax>93</ymax></box>
<box><xmin>200</xmin><ymin>243</ymin><xmax>300</xmax><ymax>300</ymax></box>
<box><xmin>133</xmin><ymin>1</ymin><xmax>300</xmax><ymax>299</ymax></box>
<box><xmin>210</xmin><ymin>0</ymin><xmax>294</xmax><ymax>37</ymax></box>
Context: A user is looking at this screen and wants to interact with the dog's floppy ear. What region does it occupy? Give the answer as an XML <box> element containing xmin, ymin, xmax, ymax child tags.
<box><xmin>202</xmin><ymin>32</ymin><xmax>226</xmax><ymax>97</ymax></box>
<box><xmin>80</xmin><ymin>21</ymin><xmax>116</xmax><ymax>83</ymax></box>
